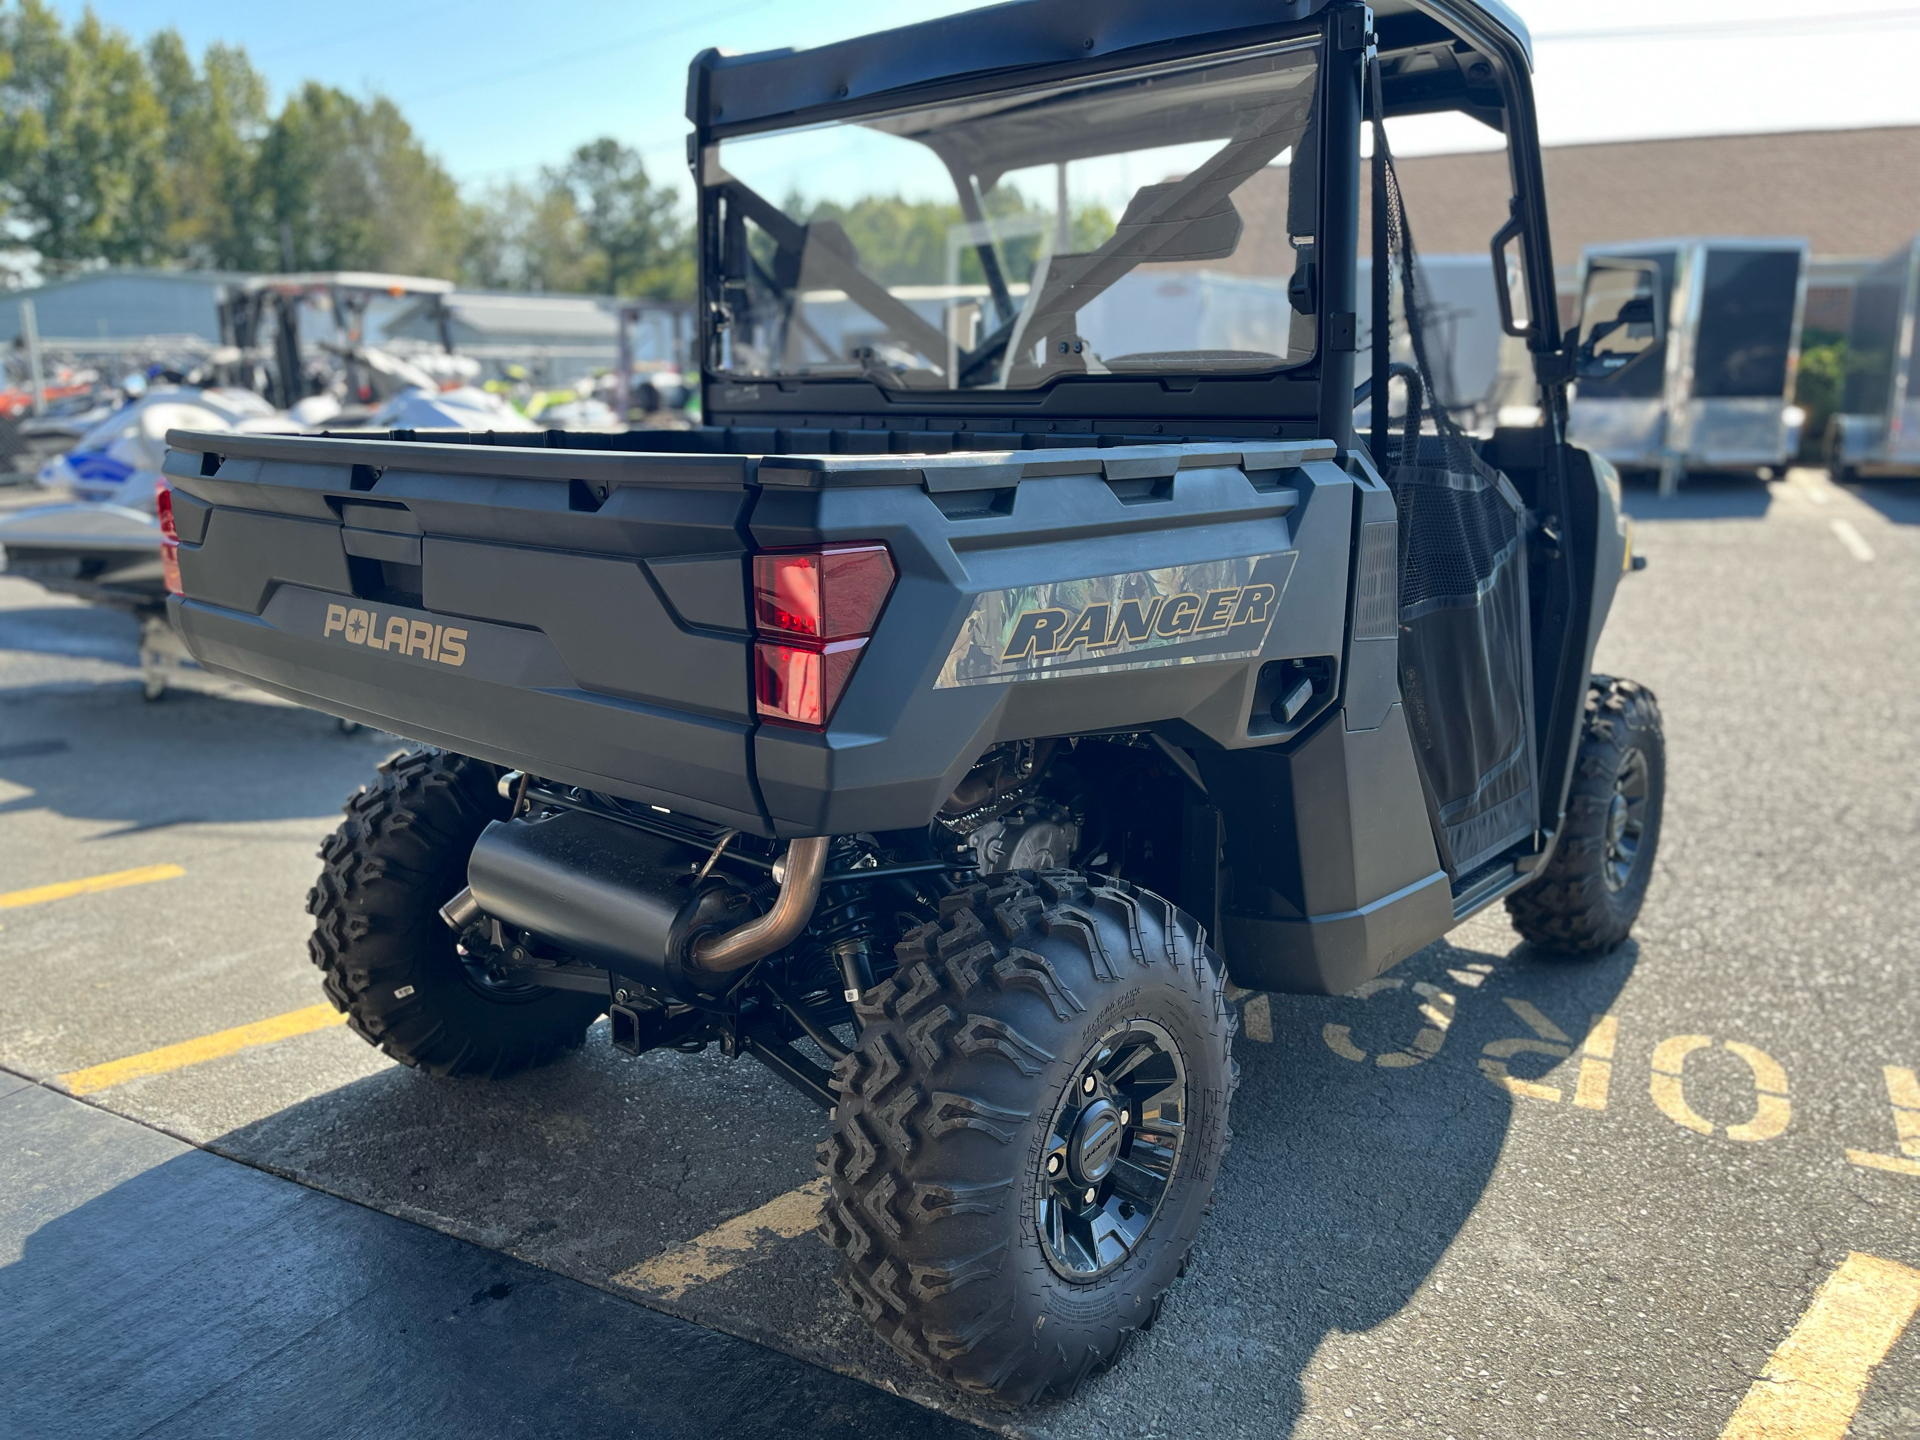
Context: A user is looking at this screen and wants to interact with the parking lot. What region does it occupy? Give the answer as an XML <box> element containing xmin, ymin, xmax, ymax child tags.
<box><xmin>2</xmin><ymin>468</ymin><xmax>1917</xmax><ymax>1437</ymax></box>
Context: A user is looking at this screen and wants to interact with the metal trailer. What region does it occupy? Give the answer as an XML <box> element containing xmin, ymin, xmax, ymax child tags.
<box><xmin>1827</xmin><ymin>237</ymin><xmax>1920</xmax><ymax>481</ymax></box>
<box><xmin>1568</xmin><ymin>237</ymin><xmax>1810</xmax><ymax>494</ymax></box>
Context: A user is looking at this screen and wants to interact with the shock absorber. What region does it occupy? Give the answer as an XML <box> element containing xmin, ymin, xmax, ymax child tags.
<box><xmin>812</xmin><ymin>836</ymin><xmax>878</xmax><ymax>1003</ymax></box>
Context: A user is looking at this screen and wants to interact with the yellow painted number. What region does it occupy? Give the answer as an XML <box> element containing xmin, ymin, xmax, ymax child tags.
<box><xmin>1845</xmin><ymin>1065</ymin><xmax>1920</xmax><ymax>1177</ymax></box>
<box><xmin>1650</xmin><ymin>1035</ymin><xmax>1792</xmax><ymax>1142</ymax></box>
<box><xmin>1478</xmin><ymin>1003</ymin><xmax>1619</xmax><ymax>1109</ymax></box>
<box><xmin>1322</xmin><ymin>977</ymin><xmax>1456</xmax><ymax>1068</ymax></box>
<box><xmin>1478</xmin><ymin>998</ymin><xmax>1572</xmax><ymax>1101</ymax></box>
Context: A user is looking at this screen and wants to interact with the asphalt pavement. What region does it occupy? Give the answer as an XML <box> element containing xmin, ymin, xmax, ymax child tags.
<box><xmin>1</xmin><ymin>468</ymin><xmax>1916</xmax><ymax>1438</ymax></box>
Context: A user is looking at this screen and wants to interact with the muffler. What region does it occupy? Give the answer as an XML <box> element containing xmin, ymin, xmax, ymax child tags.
<box><xmin>462</xmin><ymin>807</ymin><xmax>828</xmax><ymax>999</ymax></box>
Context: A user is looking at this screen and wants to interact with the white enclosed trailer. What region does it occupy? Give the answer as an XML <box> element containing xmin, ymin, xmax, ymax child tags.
<box><xmin>1569</xmin><ymin>238</ymin><xmax>1809</xmax><ymax>493</ymax></box>
<box><xmin>1826</xmin><ymin>237</ymin><xmax>1920</xmax><ymax>481</ymax></box>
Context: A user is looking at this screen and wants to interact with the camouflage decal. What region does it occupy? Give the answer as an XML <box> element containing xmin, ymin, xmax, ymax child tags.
<box><xmin>935</xmin><ymin>551</ymin><xmax>1296</xmax><ymax>688</ymax></box>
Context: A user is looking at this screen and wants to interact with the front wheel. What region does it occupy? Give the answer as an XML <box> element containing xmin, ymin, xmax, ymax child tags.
<box><xmin>307</xmin><ymin>748</ymin><xmax>605</xmax><ymax>1077</ymax></box>
<box><xmin>819</xmin><ymin>873</ymin><xmax>1235</xmax><ymax>1404</ymax></box>
<box><xmin>1507</xmin><ymin>678</ymin><xmax>1666</xmax><ymax>953</ymax></box>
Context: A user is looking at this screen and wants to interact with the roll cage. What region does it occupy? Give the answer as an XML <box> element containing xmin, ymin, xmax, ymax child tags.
<box><xmin>685</xmin><ymin>0</ymin><xmax>1564</xmax><ymax>448</ymax></box>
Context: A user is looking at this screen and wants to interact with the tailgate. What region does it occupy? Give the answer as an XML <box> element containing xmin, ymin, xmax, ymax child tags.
<box><xmin>161</xmin><ymin>431</ymin><xmax>766</xmax><ymax>832</ymax></box>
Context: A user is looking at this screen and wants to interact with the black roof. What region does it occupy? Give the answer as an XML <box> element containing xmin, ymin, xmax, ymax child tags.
<box><xmin>689</xmin><ymin>0</ymin><xmax>1533</xmax><ymax>133</ymax></box>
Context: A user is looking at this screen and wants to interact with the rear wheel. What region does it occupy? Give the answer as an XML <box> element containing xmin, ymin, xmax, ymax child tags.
<box><xmin>1507</xmin><ymin>678</ymin><xmax>1666</xmax><ymax>953</ymax></box>
<box><xmin>307</xmin><ymin>748</ymin><xmax>604</xmax><ymax>1077</ymax></box>
<box><xmin>819</xmin><ymin>872</ymin><xmax>1234</xmax><ymax>1403</ymax></box>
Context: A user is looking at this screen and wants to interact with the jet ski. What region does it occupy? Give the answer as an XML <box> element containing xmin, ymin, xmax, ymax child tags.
<box><xmin>0</xmin><ymin>499</ymin><xmax>192</xmax><ymax>700</ymax></box>
<box><xmin>0</xmin><ymin>500</ymin><xmax>165</xmax><ymax>611</ymax></box>
<box><xmin>351</xmin><ymin>382</ymin><xmax>540</xmax><ymax>433</ymax></box>
<box><xmin>0</xmin><ymin>386</ymin><xmax>298</xmax><ymax>697</ymax></box>
<box><xmin>36</xmin><ymin>386</ymin><xmax>291</xmax><ymax>509</ymax></box>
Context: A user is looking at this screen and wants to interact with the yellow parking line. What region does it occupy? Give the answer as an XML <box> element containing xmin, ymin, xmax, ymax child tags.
<box><xmin>613</xmin><ymin>1178</ymin><xmax>830</xmax><ymax>1301</ymax></box>
<box><xmin>0</xmin><ymin>863</ymin><xmax>186</xmax><ymax>910</ymax></box>
<box><xmin>1719</xmin><ymin>1251</ymin><xmax>1920</xmax><ymax>1439</ymax></box>
<box><xmin>1241</xmin><ymin>993</ymin><xmax>1274</xmax><ymax>1043</ymax></box>
<box><xmin>57</xmin><ymin>1004</ymin><xmax>347</xmax><ymax>1096</ymax></box>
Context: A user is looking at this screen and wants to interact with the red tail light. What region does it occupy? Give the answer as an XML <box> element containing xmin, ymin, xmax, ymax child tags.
<box><xmin>155</xmin><ymin>478</ymin><xmax>182</xmax><ymax>597</ymax></box>
<box><xmin>753</xmin><ymin>543</ymin><xmax>895</xmax><ymax>728</ymax></box>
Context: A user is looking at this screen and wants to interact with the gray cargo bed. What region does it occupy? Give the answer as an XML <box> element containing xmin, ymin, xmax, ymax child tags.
<box><xmin>163</xmin><ymin>429</ymin><xmax>1359</xmax><ymax>840</ymax></box>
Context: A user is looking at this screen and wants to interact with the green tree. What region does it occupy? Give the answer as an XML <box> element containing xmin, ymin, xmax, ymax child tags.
<box><xmin>461</xmin><ymin>179</ymin><xmax>596</xmax><ymax>293</ymax></box>
<box><xmin>0</xmin><ymin>0</ymin><xmax>170</xmax><ymax>270</ymax></box>
<box><xmin>0</xmin><ymin>9</ymin><xmax>696</xmax><ymax>295</ymax></box>
<box><xmin>146</xmin><ymin>30</ymin><xmax>269</xmax><ymax>269</ymax></box>
<box><xmin>546</xmin><ymin>138</ymin><xmax>689</xmax><ymax>299</ymax></box>
<box><xmin>787</xmin><ymin>185</ymin><xmax>1113</xmax><ymax>288</ymax></box>
<box><xmin>254</xmin><ymin>83</ymin><xmax>466</xmax><ymax>276</ymax></box>
<box><xmin>1793</xmin><ymin>330</ymin><xmax>1846</xmax><ymax>462</ymax></box>
<box><xmin>798</xmin><ymin>194</ymin><xmax>957</xmax><ymax>286</ymax></box>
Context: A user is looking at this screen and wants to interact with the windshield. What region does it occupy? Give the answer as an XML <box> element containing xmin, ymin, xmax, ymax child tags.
<box><xmin>706</xmin><ymin>40</ymin><xmax>1321</xmax><ymax>391</ymax></box>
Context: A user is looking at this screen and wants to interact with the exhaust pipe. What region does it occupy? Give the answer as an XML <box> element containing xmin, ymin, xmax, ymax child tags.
<box><xmin>439</xmin><ymin>886</ymin><xmax>482</xmax><ymax>932</ymax></box>
<box><xmin>690</xmin><ymin>836</ymin><xmax>828</xmax><ymax>974</ymax></box>
<box><xmin>463</xmin><ymin>808</ymin><xmax>828</xmax><ymax>997</ymax></box>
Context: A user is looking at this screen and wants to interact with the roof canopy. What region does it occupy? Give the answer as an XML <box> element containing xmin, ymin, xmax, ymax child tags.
<box><xmin>243</xmin><ymin>272</ymin><xmax>455</xmax><ymax>298</ymax></box>
<box><xmin>690</xmin><ymin>0</ymin><xmax>1532</xmax><ymax>133</ymax></box>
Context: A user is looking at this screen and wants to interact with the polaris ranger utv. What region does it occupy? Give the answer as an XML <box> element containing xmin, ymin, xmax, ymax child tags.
<box><xmin>160</xmin><ymin>0</ymin><xmax>1663</xmax><ymax>1403</ymax></box>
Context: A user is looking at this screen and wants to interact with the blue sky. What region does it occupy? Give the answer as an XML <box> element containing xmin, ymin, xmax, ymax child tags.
<box><xmin>49</xmin><ymin>0</ymin><xmax>1920</xmax><ymax>195</ymax></box>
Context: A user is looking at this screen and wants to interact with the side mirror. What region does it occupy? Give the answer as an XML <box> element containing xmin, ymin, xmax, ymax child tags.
<box><xmin>1575</xmin><ymin>257</ymin><xmax>1665</xmax><ymax>381</ymax></box>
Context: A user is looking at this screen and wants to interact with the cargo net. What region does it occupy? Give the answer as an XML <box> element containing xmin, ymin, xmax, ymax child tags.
<box><xmin>1392</xmin><ymin>457</ymin><xmax>1520</xmax><ymax>620</ymax></box>
<box><xmin>1369</xmin><ymin>77</ymin><xmax>1536</xmax><ymax>877</ymax></box>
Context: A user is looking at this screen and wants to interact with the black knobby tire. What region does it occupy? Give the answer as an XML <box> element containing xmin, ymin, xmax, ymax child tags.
<box><xmin>1507</xmin><ymin>678</ymin><xmax>1666</xmax><ymax>953</ymax></box>
<box><xmin>818</xmin><ymin>872</ymin><xmax>1234</xmax><ymax>1404</ymax></box>
<box><xmin>308</xmin><ymin>748</ymin><xmax>604</xmax><ymax>1077</ymax></box>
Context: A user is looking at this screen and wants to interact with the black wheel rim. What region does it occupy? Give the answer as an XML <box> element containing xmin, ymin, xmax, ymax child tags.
<box><xmin>1604</xmin><ymin>747</ymin><xmax>1651</xmax><ymax>893</ymax></box>
<box><xmin>1036</xmin><ymin>1019</ymin><xmax>1187</xmax><ymax>1281</ymax></box>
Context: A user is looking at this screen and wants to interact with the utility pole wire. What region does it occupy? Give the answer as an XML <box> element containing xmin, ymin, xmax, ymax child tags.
<box><xmin>399</xmin><ymin>0</ymin><xmax>774</xmax><ymax>106</ymax></box>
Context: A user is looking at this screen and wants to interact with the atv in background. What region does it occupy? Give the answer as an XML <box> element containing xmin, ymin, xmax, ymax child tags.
<box><xmin>161</xmin><ymin>0</ymin><xmax>1664</xmax><ymax>1403</ymax></box>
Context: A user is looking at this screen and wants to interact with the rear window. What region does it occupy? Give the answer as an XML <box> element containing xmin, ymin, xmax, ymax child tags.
<box><xmin>706</xmin><ymin>40</ymin><xmax>1321</xmax><ymax>391</ymax></box>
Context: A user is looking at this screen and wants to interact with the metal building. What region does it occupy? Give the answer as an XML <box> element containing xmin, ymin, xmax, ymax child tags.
<box><xmin>381</xmin><ymin>291</ymin><xmax>692</xmax><ymax>385</ymax></box>
<box><xmin>0</xmin><ymin>268</ymin><xmax>246</xmax><ymax>349</ymax></box>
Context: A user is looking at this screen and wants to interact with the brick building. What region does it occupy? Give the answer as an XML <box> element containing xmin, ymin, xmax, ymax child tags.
<box><xmin>1223</xmin><ymin>125</ymin><xmax>1920</xmax><ymax>334</ymax></box>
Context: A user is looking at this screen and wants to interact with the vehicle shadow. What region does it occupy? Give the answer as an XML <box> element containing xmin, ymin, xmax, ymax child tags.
<box><xmin>0</xmin><ymin>1084</ymin><xmax>974</xmax><ymax>1440</ymax></box>
<box><xmin>0</xmin><ymin>602</ymin><xmax>142</xmax><ymax>665</ymax></box>
<box><xmin>170</xmin><ymin>922</ymin><xmax>1636</xmax><ymax>1436</ymax></box>
<box><xmin>1617</xmin><ymin>472</ymin><xmax>1772</xmax><ymax>520</ymax></box>
<box><xmin>1117</xmin><ymin>929</ymin><xmax>1639</xmax><ymax>1436</ymax></box>
<box><xmin>0</xmin><ymin>680</ymin><xmax>394</xmax><ymax>830</ymax></box>
<box><xmin>1844</xmin><ymin>478</ymin><xmax>1920</xmax><ymax>526</ymax></box>
<box><xmin>190</xmin><ymin>1012</ymin><xmax>1014</xmax><ymax>1425</ymax></box>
